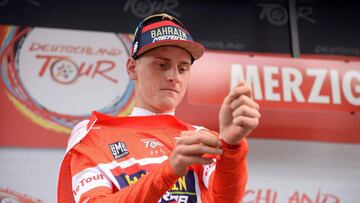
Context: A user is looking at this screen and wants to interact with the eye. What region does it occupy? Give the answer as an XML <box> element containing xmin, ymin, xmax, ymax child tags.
<box><xmin>154</xmin><ymin>61</ymin><xmax>171</xmax><ymax>70</ymax></box>
<box><xmin>178</xmin><ymin>64</ymin><xmax>190</xmax><ymax>74</ymax></box>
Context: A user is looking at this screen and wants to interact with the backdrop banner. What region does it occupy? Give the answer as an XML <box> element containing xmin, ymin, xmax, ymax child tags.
<box><xmin>177</xmin><ymin>51</ymin><xmax>360</xmax><ymax>144</ymax></box>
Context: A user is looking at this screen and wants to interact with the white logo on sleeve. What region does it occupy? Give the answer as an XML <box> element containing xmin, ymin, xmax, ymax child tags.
<box><xmin>72</xmin><ymin>167</ymin><xmax>112</xmax><ymax>202</ymax></box>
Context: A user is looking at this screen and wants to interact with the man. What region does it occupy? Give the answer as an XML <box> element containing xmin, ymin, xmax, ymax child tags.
<box><xmin>58</xmin><ymin>13</ymin><xmax>260</xmax><ymax>203</ymax></box>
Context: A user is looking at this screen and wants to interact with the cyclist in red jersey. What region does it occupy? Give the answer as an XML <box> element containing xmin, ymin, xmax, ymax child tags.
<box><xmin>58</xmin><ymin>13</ymin><xmax>261</xmax><ymax>203</ymax></box>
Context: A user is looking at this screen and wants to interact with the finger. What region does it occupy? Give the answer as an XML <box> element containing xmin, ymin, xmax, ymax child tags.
<box><xmin>174</xmin><ymin>144</ymin><xmax>223</xmax><ymax>156</ymax></box>
<box><xmin>178</xmin><ymin>131</ymin><xmax>221</xmax><ymax>147</ymax></box>
<box><xmin>236</xmin><ymin>80</ymin><xmax>246</xmax><ymax>86</ymax></box>
<box><xmin>232</xmin><ymin>105</ymin><xmax>261</xmax><ymax>119</ymax></box>
<box><xmin>177</xmin><ymin>155</ymin><xmax>214</xmax><ymax>166</ymax></box>
<box><xmin>229</xmin><ymin>84</ymin><xmax>253</xmax><ymax>102</ymax></box>
<box><xmin>230</xmin><ymin>95</ymin><xmax>260</xmax><ymax>110</ymax></box>
<box><xmin>222</xmin><ymin>93</ymin><xmax>233</xmax><ymax>106</ymax></box>
<box><xmin>202</xmin><ymin>153</ymin><xmax>220</xmax><ymax>160</ymax></box>
<box><xmin>233</xmin><ymin>116</ymin><xmax>260</xmax><ymax>130</ymax></box>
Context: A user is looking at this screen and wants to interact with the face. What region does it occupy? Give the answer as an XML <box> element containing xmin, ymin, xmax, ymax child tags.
<box><xmin>127</xmin><ymin>46</ymin><xmax>193</xmax><ymax>113</ymax></box>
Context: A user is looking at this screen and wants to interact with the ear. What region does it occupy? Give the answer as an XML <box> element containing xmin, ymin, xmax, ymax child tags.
<box><xmin>127</xmin><ymin>57</ymin><xmax>137</xmax><ymax>80</ymax></box>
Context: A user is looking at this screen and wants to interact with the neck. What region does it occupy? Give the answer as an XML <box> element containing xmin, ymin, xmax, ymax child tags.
<box><xmin>130</xmin><ymin>106</ymin><xmax>175</xmax><ymax>116</ymax></box>
<box><xmin>134</xmin><ymin>98</ymin><xmax>175</xmax><ymax>114</ymax></box>
<box><xmin>135</xmin><ymin>104</ymin><xmax>175</xmax><ymax>114</ymax></box>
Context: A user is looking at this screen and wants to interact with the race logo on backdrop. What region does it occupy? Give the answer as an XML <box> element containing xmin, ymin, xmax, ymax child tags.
<box><xmin>0</xmin><ymin>26</ymin><xmax>135</xmax><ymax>133</ymax></box>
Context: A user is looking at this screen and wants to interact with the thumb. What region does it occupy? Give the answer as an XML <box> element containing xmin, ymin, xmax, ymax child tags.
<box><xmin>222</xmin><ymin>87</ymin><xmax>238</xmax><ymax>107</ymax></box>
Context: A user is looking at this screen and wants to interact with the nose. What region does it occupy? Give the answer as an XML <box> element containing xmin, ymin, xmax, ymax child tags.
<box><xmin>166</xmin><ymin>66</ymin><xmax>180</xmax><ymax>84</ymax></box>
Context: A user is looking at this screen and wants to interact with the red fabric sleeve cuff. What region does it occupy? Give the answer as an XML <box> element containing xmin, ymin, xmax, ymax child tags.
<box><xmin>221</xmin><ymin>138</ymin><xmax>244</xmax><ymax>149</ymax></box>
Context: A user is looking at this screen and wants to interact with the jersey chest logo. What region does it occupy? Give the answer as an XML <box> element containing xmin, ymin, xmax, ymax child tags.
<box><xmin>109</xmin><ymin>141</ymin><xmax>129</xmax><ymax>159</ymax></box>
<box><xmin>141</xmin><ymin>138</ymin><xmax>166</xmax><ymax>156</ymax></box>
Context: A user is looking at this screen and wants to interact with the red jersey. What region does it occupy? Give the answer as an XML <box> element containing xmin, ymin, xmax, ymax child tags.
<box><xmin>57</xmin><ymin>111</ymin><xmax>248</xmax><ymax>203</ymax></box>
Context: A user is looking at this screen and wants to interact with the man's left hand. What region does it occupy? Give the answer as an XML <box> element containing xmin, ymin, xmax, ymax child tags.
<box><xmin>219</xmin><ymin>80</ymin><xmax>261</xmax><ymax>145</ymax></box>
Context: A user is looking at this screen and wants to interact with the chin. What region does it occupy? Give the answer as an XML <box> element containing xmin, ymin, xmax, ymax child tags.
<box><xmin>156</xmin><ymin>99</ymin><xmax>179</xmax><ymax>112</ymax></box>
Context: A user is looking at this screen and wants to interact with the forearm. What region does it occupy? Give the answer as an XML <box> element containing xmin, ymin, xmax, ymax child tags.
<box><xmin>209</xmin><ymin>139</ymin><xmax>248</xmax><ymax>203</ymax></box>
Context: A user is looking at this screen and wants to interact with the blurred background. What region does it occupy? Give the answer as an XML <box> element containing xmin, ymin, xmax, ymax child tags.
<box><xmin>0</xmin><ymin>0</ymin><xmax>359</xmax><ymax>202</ymax></box>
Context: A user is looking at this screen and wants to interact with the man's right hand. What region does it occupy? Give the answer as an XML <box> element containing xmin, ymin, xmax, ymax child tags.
<box><xmin>169</xmin><ymin>130</ymin><xmax>223</xmax><ymax>177</ymax></box>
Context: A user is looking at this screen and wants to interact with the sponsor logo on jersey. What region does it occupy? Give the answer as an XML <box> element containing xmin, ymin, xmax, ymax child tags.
<box><xmin>72</xmin><ymin>173</ymin><xmax>106</xmax><ymax>196</ymax></box>
<box><xmin>111</xmin><ymin>164</ymin><xmax>147</xmax><ymax>188</ymax></box>
<box><xmin>117</xmin><ymin>169</ymin><xmax>147</xmax><ymax>188</ymax></box>
<box><xmin>109</xmin><ymin>141</ymin><xmax>129</xmax><ymax>159</ymax></box>
<box><xmin>141</xmin><ymin>138</ymin><xmax>166</xmax><ymax>155</ymax></box>
<box><xmin>161</xmin><ymin>171</ymin><xmax>197</xmax><ymax>203</ymax></box>
<box><xmin>111</xmin><ymin>165</ymin><xmax>197</xmax><ymax>202</ymax></box>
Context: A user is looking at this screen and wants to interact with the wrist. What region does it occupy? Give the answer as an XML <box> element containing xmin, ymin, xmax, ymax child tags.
<box><xmin>221</xmin><ymin>138</ymin><xmax>243</xmax><ymax>149</ymax></box>
<box><xmin>220</xmin><ymin>133</ymin><xmax>243</xmax><ymax>146</ymax></box>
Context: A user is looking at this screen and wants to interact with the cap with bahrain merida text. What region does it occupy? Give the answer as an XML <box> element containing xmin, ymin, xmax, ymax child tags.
<box><xmin>131</xmin><ymin>13</ymin><xmax>205</xmax><ymax>63</ymax></box>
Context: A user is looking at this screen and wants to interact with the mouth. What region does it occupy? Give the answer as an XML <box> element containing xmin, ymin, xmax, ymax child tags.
<box><xmin>160</xmin><ymin>88</ymin><xmax>179</xmax><ymax>93</ymax></box>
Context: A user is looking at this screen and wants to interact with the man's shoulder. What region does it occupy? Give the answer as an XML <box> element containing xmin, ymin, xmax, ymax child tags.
<box><xmin>65</xmin><ymin>119</ymin><xmax>90</xmax><ymax>153</ymax></box>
